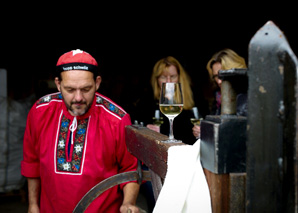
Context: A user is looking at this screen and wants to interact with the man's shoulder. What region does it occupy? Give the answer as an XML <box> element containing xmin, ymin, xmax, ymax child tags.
<box><xmin>94</xmin><ymin>93</ymin><xmax>127</xmax><ymax>120</ymax></box>
<box><xmin>35</xmin><ymin>92</ymin><xmax>63</xmax><ymax>109</ymax></box>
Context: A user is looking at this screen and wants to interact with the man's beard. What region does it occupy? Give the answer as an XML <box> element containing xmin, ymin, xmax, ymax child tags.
<box><xmin>63</xmin><ymin>99</ymin><xmax>92</xmax><ymax>116</ymax></box>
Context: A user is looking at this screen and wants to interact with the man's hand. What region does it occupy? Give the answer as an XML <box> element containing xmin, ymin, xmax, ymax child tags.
<box><xmin>120</xmin><ymin>182</ymin><xmax>140</xmax><ymax>213</ymax></box>
<box><xmin>28</xmin><ymin>203</ymin><xmax>40</xmax><ymax>213</ymax></box>
<box><xmin>119</xmin><ymin>204</ymin><xmax>140</xmax><ymax>213</ymax></box>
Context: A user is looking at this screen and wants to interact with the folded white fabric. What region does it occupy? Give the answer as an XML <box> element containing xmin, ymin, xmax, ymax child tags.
<box><xmin>153</xmin><ymin>139</ymin><xmax>212</xmax><ymax>213</ymax></box>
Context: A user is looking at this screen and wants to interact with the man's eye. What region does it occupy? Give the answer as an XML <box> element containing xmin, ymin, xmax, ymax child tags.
<box><xmin>82</xmin><ymin>89</ymin><xmax>90</xmax><ymax>93</ymax></box>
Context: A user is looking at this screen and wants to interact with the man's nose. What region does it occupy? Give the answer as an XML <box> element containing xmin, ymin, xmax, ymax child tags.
<box><xmin>74</xmin><ymin>90</ymin><xmax>83</xmax><ymax>102</ymax></box>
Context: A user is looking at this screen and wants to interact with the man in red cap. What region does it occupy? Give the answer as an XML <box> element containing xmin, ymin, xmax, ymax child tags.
<box><xmin>21</xmin><ymin>49</ymin><xmax>140</xmax><ymax>212</ymax></box>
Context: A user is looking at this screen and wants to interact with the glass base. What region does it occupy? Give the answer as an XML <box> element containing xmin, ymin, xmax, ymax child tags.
<box><xmin>161</xmin><ymin>139</ymin><xmax>183</xmax><ymax>143</ymax></box>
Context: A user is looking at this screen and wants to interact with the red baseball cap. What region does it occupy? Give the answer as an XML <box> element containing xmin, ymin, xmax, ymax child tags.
<box><xmin>56</xmin><ymin>49</ymin><xmax>98</xmax><ymax>73</ymax></box>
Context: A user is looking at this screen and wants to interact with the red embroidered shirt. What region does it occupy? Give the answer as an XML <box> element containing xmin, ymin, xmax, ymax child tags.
<box><xmin>21</xmin><ymin>92</ymin><xmax>137</xmax><ymax>212</ymax></box>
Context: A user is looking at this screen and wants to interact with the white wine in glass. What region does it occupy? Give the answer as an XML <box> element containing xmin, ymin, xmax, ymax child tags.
<box><xmin>159</xmin><ymin>82</ymin><xmax>183</xmax><ymax>143</ymax></box>
<box><xmin>190</xmin><ymin>118</ymin><xmax>203</xmax><ymax>126</ymax></box>
<box><xmin>190</xmin><ymin>107</ymin><xmax>203</xmax><ymax>126</ymax></box>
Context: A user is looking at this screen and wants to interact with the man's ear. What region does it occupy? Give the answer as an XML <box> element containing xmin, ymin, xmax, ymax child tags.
<box><xmin>55</xmin><ymin>77</ymin><xmax>61</xmax><ymax>92</ymax></box>
<box><xmin>95</xmin><ymin>76</ymin><xmax>102</xmax><ymax>91</ymax></box>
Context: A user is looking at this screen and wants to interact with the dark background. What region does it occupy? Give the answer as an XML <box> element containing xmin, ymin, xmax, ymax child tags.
<box><xmin>1</xmin><ymin>6</ymin><xmax>297</xmax><ymax>117</ymax></box>
<box><xmin>0</xmin><ymin>5</ymin><xmax>297</xmax><ymax>212</ymax></box>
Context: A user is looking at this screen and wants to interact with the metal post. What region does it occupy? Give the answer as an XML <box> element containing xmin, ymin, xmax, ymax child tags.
<box><xmin>0</xmin><ymin>69</ymin><xmax>8</xmax><ymax>192</ymax></box>
<box><xmin>246</xmin><ymin>21</ymin><xmax>298</xmax><ymax>212</ymax></box>
<box><xmin>221</xmin><ymin>80</ymin><xmax>237</xmax><ymax>115</ymax></box>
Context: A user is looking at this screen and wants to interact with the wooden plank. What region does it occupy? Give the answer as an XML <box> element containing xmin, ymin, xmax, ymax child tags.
<box><xmin>229</xmin><ymin>173</ymin><xmax>246</xmax><ymax>213</ymax></box>
<box><xmin>204</xmin><ymin>169</ymin><xmax>229</xmax><ymax>213</ymax></box>
<box><xmin>125</xmin><ymin>125</ymin><xmax>184</xmax><ymax>179</ymax></box>
<box><xmin>149</xmin><ymin>169</ymin><xmax>163</xmax><ymax>201</ymax></box>
<box><xmin>204</xmin><ymin>169</ymin><xmax>246</xmax><ymax>213</ymax></box>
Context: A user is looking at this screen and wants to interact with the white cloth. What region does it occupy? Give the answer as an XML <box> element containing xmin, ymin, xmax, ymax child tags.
<box><xmin>153</xmin><ymin>139</ymin><xmax>212</xmax><ymax>213</ymax></box>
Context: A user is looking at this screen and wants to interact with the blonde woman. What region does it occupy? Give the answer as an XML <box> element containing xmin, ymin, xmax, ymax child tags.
<box><xmin>207</xmin><ymin>48</ymin><xmax>247</xmax><ymax>114</ymax></box>
<box><xmin>147</xmin><ymin>56</ymin><xmax>198</xmax><ymax>145</ymax></box>
<box><xmin>207</xmin><ymin>48</ymin><xmax>247</xmax><ymax>91</ymax></box>
<box><xmin>150</xmin><ymin>56</ymin><xmax>195</xmax><ymax>110</ymax></box>
<box><xmin>192</xmin><ymin>49</ymin><xmax>247</xmax><ymax>138</ymax></box>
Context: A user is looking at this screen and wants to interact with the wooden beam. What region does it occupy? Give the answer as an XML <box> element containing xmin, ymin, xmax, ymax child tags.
<box><xmin>204</xmin><ymin>169</ymin><xmax>229</xmax><ymax>213</ymax></box>
<box><xmin>125</xmin><ymin>125</ymin><xmax>184</xmax><ymax>179</ymax></box>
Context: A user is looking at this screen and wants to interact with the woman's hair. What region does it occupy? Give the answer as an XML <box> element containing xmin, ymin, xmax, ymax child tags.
<box><xmin>150</xmin><ymin>56</ymin><xmax>194</xmax><ymax>110</ymax></box>
<box><xmin>206</xmin><ymin>48</ymin><xmax>247</xmax><ymax>90</ymax></box>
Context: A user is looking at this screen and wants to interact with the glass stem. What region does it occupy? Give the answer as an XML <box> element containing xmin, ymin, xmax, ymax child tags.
<box><xmin>169</xmin><ymin>118</ymin><xmax>174</xmax><ymax>140</ymax></box>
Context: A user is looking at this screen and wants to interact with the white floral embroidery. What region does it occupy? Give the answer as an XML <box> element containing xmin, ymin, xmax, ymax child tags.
<box><xmin>96</xmin><ymin>96</ymin><xmax>102</xmax><ymax>103</ymax></box>
<box><xmin>58</xmin><ymin>140</ymin><xmax>65</xmax><ymax>148</ymax></box>
<box><xmin>44</xmin><ymin>96</ymin><xmax>51</xmax><ymax>102</ymax></box>
<box><xmin>74</xmin><ymin>144</ymin><xmax>83</xmax><ymax>153</ymax></box>
<box><xmin>63</xmin><ymin>162</ymin><xmax>71</xmax><ymax>171</ymax></box>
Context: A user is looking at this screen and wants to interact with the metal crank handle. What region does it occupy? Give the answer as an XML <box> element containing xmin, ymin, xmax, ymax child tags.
<box><xmin>73</xmin><ymin>165</ymin><xmax>151</xmax><ymax>212</ymax></box>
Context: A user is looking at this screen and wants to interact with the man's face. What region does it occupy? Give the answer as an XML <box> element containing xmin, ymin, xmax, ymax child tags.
<box><xmin>55</xmin><ymin>70</ymin><xmax>101</xmax><ymax>116</ymax></box>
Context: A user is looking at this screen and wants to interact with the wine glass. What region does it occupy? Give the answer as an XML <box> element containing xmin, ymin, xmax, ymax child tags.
<box><xmin>190</xmin><ymin>107</ymin><xmax>203</xmax><ymax>126</ymax></box>
<box><xmin>152</xmin><ymin>110</ymin><xmax>164</xmax><ymax>126</ymax></box>
<box><xmin>159</xmin><ymin>82</ymin><xmax>183</xmax><ymax>143</ymax></box>
<box><xmin>190</xmin><ymin>107</ymin><xmax>203</xmax><ymax>139</ymax></box>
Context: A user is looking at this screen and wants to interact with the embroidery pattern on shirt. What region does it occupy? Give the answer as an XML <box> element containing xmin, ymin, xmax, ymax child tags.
<box><xmin>96</xmin><ymin>95</ymin><xmax>126</xmax><ymax>118</ymax></box>
<box><xmin>56</xmin><ymin>115</ymin><xmax>88</xmax><ymax>173</ymax></box>
<box><xmin>36</xmin><ymin>93</ymin><xmax>63</xmax><ymax>106</ymax></box>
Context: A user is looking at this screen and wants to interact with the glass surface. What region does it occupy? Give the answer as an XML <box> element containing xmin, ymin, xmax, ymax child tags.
<box><xmin>190</xmin><ymin>118</ymin><xmax>203</xmax><ymax>126</ymax></box>
<box><xmin>190</xmin><ymin>107</ymin><xmax>203</xmax><ymax>126</ymax></box>
<box><xmin>152</xmin><ymin>109</ymin><xmax>164</xmax><ymax>126</ymax></box>
<box><xmin>190</xmin><ymin>106</ymin><xmax>203</xmax><ymax>139</ymax></box>
<box><xmin>159</xmin><ymin>82</ymin><xmax>183</xmax><ymax>143</ymax></box>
